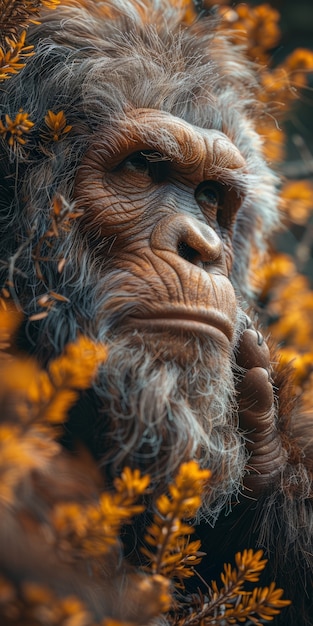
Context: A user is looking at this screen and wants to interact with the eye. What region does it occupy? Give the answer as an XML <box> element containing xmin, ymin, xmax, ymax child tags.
<box><xmin>194</xmin><ymin>180</ymin><xmax>232</xmax><ymax>233</ymax></box>
<box><xmin>195</xmin><ymin>181</ymin><xmax>221</xmax><ymax>209</ymax></box>
<box><xmin>121</xmin><ymin>152</ymin><xmax>150</xmax><ymax>175</ymax></box>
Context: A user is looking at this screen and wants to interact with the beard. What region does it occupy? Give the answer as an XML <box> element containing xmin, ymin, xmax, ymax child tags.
<box><xmin>90</xmin><ymin>315</ymin><xmax>248</xmax><ymax>524</ymax></box>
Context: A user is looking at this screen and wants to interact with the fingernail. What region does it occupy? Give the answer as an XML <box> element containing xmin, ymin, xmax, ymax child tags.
<box><xmin>256</xmin><ymin>330</ymin><xmax>264</xmax><ymax>346</ymax></box>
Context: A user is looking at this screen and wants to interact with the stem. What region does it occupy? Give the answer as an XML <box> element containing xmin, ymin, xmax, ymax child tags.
<box><xmin>178</xmin><ymin>568</ymin><xmax>249</xmax><ymax>626</ymax></box>
<box><xmin>154</xmin><ymin>500</ymin><xmax>183</xmax><ymax>574</ymax></box>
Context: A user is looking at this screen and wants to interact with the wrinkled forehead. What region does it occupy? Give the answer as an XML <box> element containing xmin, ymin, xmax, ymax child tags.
<box><xmin>92</xmin><ymin>108</ymin><xmax>246</xmax><ymax>179</ymax></box>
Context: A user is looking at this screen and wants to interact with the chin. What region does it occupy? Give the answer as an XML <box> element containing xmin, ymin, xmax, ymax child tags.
<box><xmin>89</xmin><ymin>324</ymin><xmax>247</xmax><ymax>524</ymax></box>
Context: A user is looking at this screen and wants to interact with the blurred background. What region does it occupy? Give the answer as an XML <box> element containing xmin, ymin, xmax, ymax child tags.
<box><xmin>278</xmin><ymin>1</ymin><xmax>313</xmax><ymax>285</ymax></box>
<box><xmin>259</xmin><ymin>0</ymin><xmax>313</xmax><ymax>282</ymax></box>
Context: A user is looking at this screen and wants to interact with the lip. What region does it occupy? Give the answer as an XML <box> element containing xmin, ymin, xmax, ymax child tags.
<box><xmin>128</xmin><ymin>307</ymin><xmax>233</xmax><ymax>343</ymax></box>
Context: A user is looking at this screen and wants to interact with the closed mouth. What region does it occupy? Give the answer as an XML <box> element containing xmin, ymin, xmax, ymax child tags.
<box><xmin>128</xmin><ymin>307</ymin><xmax>233</xmax><ymax>342</ymax></box>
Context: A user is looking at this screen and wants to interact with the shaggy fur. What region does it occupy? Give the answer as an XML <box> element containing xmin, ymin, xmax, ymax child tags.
<box><xmin>0</xmin><ymin>1</ymin><xmax>313</xmax><ymax>625</ymax></box>
<box><xmin>0</xmin><ymin>0</ymin><xmax>278</xmax><ymax>319</ymax></box>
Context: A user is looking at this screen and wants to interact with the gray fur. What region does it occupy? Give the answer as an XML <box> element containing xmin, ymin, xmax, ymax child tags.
<box><xmin>0</xmin><ymin>0</ymin><xmax>279</xmax><ymax>326</ymax></box>
<box><xmin>0</xmin><ymin>0</ymin><xmax>278</xmax><ymax>519</ymax></box>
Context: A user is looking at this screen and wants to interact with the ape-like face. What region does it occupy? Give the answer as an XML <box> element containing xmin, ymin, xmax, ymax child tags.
<box><xmin>74</xmin><ymin>109</ymin><xmax>249</xmax><ymax>519</ymax></box>
<box><xmin>76</xmin><ymin>109</ymin><xmax>245</xmax><ymax>345</ymax></box>
<box><xmin>0</xmin><ymin>0</ymin><xmax>280</xmax><ymax>521</ymax></box>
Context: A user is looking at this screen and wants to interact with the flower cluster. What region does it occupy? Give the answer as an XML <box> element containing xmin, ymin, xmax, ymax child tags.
<box><xmin>0</xmin><ymin>329</ymin><xmax>107</xmax><ymax>429</ymax></box>
<box><xmin>0</xmin><ymin>30</ymin><xmax>33</xmax><ymax>80</ymax></box>
<box><xmin>142</xmin><ymin>461</ymin><xmax>210</xmax><ymax>584</ymax></box>
<box><xmin>0</xmin><ymin>306</ymin><xmax>290</xmax><ymax>623</ymax></box>
<box><xmin>182</xmin><ymin>1</ymin><xmax>313</xmax><ymax>164</ymax></box>
<box><xmin>254</xmin><ymin>253</ymin><xmax>313</xmax><ymax>390</ymax></box>
<box><xmin>224</xmin><ymin>3</ymin><xmax>281</xmax><ymax>63</ymax></box>
<box><xmin>0</xmin><ymin>0</ymin><xmax>59</xmax><ymax>45</ymax></box>
<box><xmin>53</xmin><ymin>468</ymin><xmax>150</xmax><ymax>559</ymax></box>
<box><xmin>173</xmin><ymin>550</ymin><xmax>290</xmax><ymax>626</ymax></box>
<box><xmin>0</xmin><ymin>108</ymin><xmax>34</xmax><ymax>150</ymax></box>
<box><xmin>0</xmin><ymin>578</ymin><xmax>94</xmax><ymax>626</ymax></box>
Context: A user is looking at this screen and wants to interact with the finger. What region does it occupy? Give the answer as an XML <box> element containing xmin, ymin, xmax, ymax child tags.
<box><xmin>237</xmin><ymin>367</ymin><xmax>274</xmax><ymax>429</ymax></box>
<box><xmin>237</xmin><ymin>366</ymin><xmax>287</xmax><ymax>491</ymax></box>
<box><xmin>235</xmin><ymin>328</ymin><xmax>271</xmax><ymax>370</ymax></box>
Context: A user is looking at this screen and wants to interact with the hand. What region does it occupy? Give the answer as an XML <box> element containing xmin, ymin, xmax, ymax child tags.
<box><xmin>235</xmin><ymin>318</ymin><xmax>287</xmax><ymax>494</ymax></box>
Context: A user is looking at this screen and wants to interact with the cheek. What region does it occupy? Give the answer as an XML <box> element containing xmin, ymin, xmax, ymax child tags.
<box><xmin>223</xmin><ymin>237</ymin><xmax>234</xmax><ymax>276</ymax></box>
<box><xmin>74</xmin><ymin>167</ymin><xmax>154</xmax><ymax>235</ymax></box>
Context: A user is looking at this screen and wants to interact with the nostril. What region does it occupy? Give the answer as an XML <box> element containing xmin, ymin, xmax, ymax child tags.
<box><xmin>151</xmin><ymin>215</ymin><xmax>222</xmax><ymax>266</ymax></box>
<box><xmin>177</xmin><ymin>241</ymin><xmax>200</xmax><ymax>264</ymax></box>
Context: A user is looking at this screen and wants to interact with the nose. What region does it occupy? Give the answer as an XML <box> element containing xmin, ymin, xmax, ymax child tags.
<box><xmin>150</xmin><ymin>214</ymin><xmax>223</xmax><ymax>268</ymax></box>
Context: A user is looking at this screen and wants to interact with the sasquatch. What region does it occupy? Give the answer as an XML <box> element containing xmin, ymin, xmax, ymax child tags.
<box><xmin>0</xmin><ymin>1</ymin><xmax>312</xmax><ymax>624</ymax></box>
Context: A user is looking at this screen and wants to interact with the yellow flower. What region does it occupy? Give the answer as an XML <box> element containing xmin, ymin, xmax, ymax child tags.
<box><xmin>42</xmin><ymin>110</ymin><xmax>72</xmax><ymax>142</ymax></box>
<box><xmin>0</xmin><ymin>306</ymin><xmax>23</xmax><ymax>350</ymax></box>
<box><xmin>279</xmin><ymin>349</ymin><xmax>313</xmax><ymax>385</ymax></box>
<box><xmin>284</xmin><ymin>48</ymin><xmax>313</xmax><ymax>87</ymax></box>
<box><xmin>41</xmin><ymin>0</ymin><xmax>60</xmax><ymax>7</ymax></box>
<box><xmin>225</xmin><ymin>3</ymin><xmax>281</xmax><ymax>62</ymax></box>
<box><xmin>234</xmin><ymin>549</ymin><xmax>268</xmax><ymax>583</ymax></box>
<box><xmin>142</xmin><ymin>461</ymin><xmax>210</xmax><ymax>581</ymax></box>
<box><xmin>0</xmin><ymin>108</ymin><xmax>34</xmax><ymax>148</ymax></box>
<box><xmin>53</xmin><ymin>468</ymin><xmax>150</xmax><ymax>558</ymax></box>
<box><xmin>22</xmin><ymin>583</ymin><xmax>92</xmax><ymax>626</ymax></box>
<box><xmin>48</xmin><ymin>335</ymin><xmax>107</xmax><ymax>390</ymax></box>
<box><xmin>281</xmin><ymin>180</ymin><xmax>313</xmax><ymax>225</ymax></box>
<box><xmin>114</xmin><ymin>467</ymin><xmax>150</xmax><ymax>500</ymax></box>
<box><xmin>0</xmin><ymin>424</ymin><xmax>59</xmax><ymax>504</ymax></box>
<box><xmin>0</xmin><ymin>32</ymin><xmax>34</xmax><ymax>81</ymax></box>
